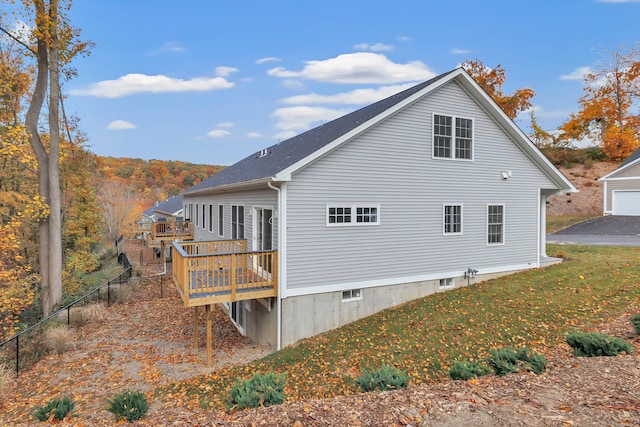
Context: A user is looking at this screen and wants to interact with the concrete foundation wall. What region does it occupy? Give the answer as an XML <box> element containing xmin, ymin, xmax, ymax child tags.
<box><xmin>279</xmin><ymin>270</ymin><xmax>515</xmax><ymax>347</ymax></box>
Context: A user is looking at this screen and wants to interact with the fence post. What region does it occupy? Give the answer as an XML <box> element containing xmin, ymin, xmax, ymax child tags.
<box><xmin>107</xmin><ymin>281</ymin><xmax>111</xmax><ymax>307</ymax></box>
<box><xmin>15</xmin><ymin>335</ymin><xmax>19</xmax><ymax>375</ymax></box>
<box><xmin>160</xmin><ymin>274</ymin><xmax>163</xmax><ymax>298</ymax></box>
<box><xmin>67</xmin><ymin>306</ymin><xmax>71</xmax><ymax>325</ymax></box>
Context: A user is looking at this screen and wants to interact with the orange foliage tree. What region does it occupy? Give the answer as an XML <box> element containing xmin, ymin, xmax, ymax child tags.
<box><xmin>560</xmin><ymin>45</ymin><xmax>640</xmax><ymax>160</ymax></box>
<box><xmin>461</xmin><ymin>59</ymin><xmax>535</xmax><ymax>120</ymax></box>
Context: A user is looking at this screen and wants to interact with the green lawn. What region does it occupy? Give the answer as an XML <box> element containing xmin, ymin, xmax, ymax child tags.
<box><xmin>162</xmin><ymin>244</ymin><xmax>640</xmax><ymax>410</ymax></box>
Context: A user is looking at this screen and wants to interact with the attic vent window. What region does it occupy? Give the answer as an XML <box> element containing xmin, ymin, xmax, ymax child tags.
<box><xmin>259</xmin><ymin>148</ymin><xmax>269</xmax><ymax>158</ymax></box>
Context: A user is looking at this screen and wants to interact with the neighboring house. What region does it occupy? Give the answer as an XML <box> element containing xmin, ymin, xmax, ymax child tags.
<box><xmin>141</xmin><ymin>195</ymin><xmax>184</xmax><ymax>224</ymax></box>
<box><xmin>176</xmin><ymin>68</ymin><xmax>575</xmax><ymax>352</ymax></box>
<box><xmin>599</xmin><ymin>147</ymin><xmax>640</xmax><ymax>216</ymax></box>
<box><xmin>140</xmin><ymin>195</ymin><xmax>184</xmax><ymax>249</ymax></box>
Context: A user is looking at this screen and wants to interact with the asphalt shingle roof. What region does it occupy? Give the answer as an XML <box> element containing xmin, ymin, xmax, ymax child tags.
<box><xmin>185</xmin><ymin>70</ymin><xmax>456</xmax><ymax>194</ymax></box>
<box><xmin>620</xmin><ymin>146</ymin><xmax>640</xmax><ymax>168</ymax></box>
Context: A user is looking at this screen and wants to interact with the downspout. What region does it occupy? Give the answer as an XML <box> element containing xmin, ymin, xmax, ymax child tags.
<box><xmin>267</xmin><ymin>181</ymin><xmax>284</xmax><ymax>351</ymax></box>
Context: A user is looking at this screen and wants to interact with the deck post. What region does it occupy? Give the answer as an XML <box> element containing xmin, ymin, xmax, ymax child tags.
<box><xmin>193</xmin><ymin>305</ymin><xmax>199</xmax><ymax>350</ymax></box>
<box><xmin>206</xmin><ymin>304</ymin><xmax>213</xmax><ymax>367</ymax></box>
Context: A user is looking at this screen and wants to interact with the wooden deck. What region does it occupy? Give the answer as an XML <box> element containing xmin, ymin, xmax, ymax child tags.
<box><xmin>171</xmin><ymin>240</ymin><xmax>277</xmax><ymax>307</ymax></box>
<box><xmin>152</xmin><ymin>220</ymin><xmax>193</xmax><ymax>242</ymax></box>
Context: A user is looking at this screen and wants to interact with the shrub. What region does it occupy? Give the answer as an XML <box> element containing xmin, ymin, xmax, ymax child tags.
<box><xmin>44</xmin><ymin>325</ymin><xmax>71</xmax><ymax>355</ymax></box>
<box><xmin>107</xmin><ymin>389</ymin><xmax>149</xmax><ymax>422</ymax></box>
<box><xmin>227</xmin><ymin>371</ymin><xmax>286</xmax><ymax>411</ymax></box>
<box><xmin>486</xmin><ymin>347</ymin><xmax>548</xmax><ymax>376</ymax></box>
<box><xmin>33</xmin><ymin>396</ymin><xmax>75</xmax><ymax>421</ymax></box>
<box><xmin>631</xmin><ymin>314</ymin><xmax>640</xmax><ymax>335</ymax></box>
<box><xmin>449</xmin><ymin>360</ymin><xmax>491</xmax><ymax>380</ymax></box>
<box><xmin>566</xmin><ymin>332</ymin><xmax>633</xmax><ymax>357</ymax></box>
<box><xmin>356</xmin><ymin>364</ymin><xmax>409</xmax><ymax>392</ymax></box>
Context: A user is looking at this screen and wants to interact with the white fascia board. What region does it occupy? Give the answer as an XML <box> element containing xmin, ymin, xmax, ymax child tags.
<box><xmin>599</xmin><ymin>158</ymin><xmax>640</xmax><ymax>181</ymax></box>
<box><xmin>456</xmin><ymin>73</ymin><xmax>577</xmax><ymax>193</ymax></box>
<box><xmin>272</xmin><ymin>69</ymin><xmax>465</xmax><ymax>182</ymax></box>
<box><xmin>183</xmin><ymin>178</ymin><xmax>271</xmax><ymax>197</ymax></box>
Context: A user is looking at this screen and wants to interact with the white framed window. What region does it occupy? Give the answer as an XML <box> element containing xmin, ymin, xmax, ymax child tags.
<box><xmin>218</xmin><ymin>204</ymin><xmax>224</xmax><ymax>237</ymax></box>
<box><xmin>195</xmin><ymin>204</ymin><xmax>199</xmax><ymax>227</ymax></box>
<box><xmin>327</xmin><ymin>205</ymin><xmax>379</xmax><ymax>226</ymax></box>
<box><xmin>443</xmin><ymin>204</ymin><xmax>462</xmax><ymax>235</ymax></box>
<box><xmin>232</xmin><ymin>205</ymin><xmax>245</xmax><ymax>239</ymax></box>
<box><xmin>342</xmin><ymin>289</ymin><xmax>362</xmax><ymax>302</ymax></box>
<box><xmin>487</xmin><ymin>204</ymin><xmax>505</xmax><ymax>245</ymax></box>
<box><xmin>208</xmin><ymin>204</ymin><xmax>214</xmax><ymax>233</ymax></box>
<box><xmin>433</xmin><ymin>114</ymin><xmax>473</xmax><ymax>160</ymax></box>
<box><xmin>201</xmin><ymin>203</ymin><xmax>206</xmax><ymax>229</ymax></box>
<box><xmin>439</xmin><ymin>278</ymin><xmax>454</xmax><ymax>289</ymax></box>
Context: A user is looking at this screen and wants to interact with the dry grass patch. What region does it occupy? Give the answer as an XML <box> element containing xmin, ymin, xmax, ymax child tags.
<box><xmin>44</xmin><ymin>325</ymin><xmax>72</xmax><ymax>355</ymax></box>
<box><xmin>0</xmin><ymin>363</ymin><xmax>13</xmax><ymax>406</ymax></box>
<box><xmin>80</xmin><ymin>302</ymin><xmax>107</xmax><ymax>324</ymax></box>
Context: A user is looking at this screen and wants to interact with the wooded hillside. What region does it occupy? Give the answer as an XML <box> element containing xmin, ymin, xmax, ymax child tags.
<box><xmin>95</xmin><ymin>156</ymin><xmax>225</xmax><ymax>209</ymax></box>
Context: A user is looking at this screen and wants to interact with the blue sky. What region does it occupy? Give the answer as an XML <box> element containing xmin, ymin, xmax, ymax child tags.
<box><xmin>58</xmin><ymin>0</ymin><xmax>640</xmax><ymax>165</ymax></box>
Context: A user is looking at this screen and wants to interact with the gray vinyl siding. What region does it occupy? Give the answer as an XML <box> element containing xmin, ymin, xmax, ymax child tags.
<box><xmin>184</xmin><ymin>188</ymin><xmax>278</xmax><ymax>248</ymax></box>
<box><xmin>604</xmin><ymin>177</ymin><xmax>640</xmax><ymax>211</ymax></box>
<box><xmin>614</xmin><ymin>162</ymin><xmax>640</xmax><ymax>179</ymax></box>
<box><xmin>285</xmin><ymin>80</ymin><xmax>557</xmax><ymax>291</ymax></box>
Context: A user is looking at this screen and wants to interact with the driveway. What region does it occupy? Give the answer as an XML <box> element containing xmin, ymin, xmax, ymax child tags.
<box><xmin>547</xmin><ymin>215</ymin><xmax>640</xmax><ymax>246</ymax></box>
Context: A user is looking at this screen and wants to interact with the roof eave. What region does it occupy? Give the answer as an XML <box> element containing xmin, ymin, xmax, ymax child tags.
<box><xmin>184</xmin><ymin>177</ymin><xmax>272</xmax><ymax>197</ymax></box>
<box><xmin>455</xmin><ymin>72</ymin><xmax>577</xmax><ymax>193</ymax></box>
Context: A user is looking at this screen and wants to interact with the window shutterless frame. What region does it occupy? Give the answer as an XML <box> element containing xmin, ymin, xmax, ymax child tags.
<box><xmin>326</xmin><ymin>204</ymin><xmax>380</xmax><ymax>226</ymax></box>
<box><xmin>486</xmin><ymin>204</ymin><xmax>505</xmax><ymax>245</ymax></box>
<box><xmin>432</xmin><ymin>113</ymin><xmax>474</xmax><ymax>161</ymax></box>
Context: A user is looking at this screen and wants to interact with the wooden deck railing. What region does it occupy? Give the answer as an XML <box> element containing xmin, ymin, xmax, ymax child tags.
<box><xmin>172</xmin><ymin>240</ymin><xmax>277</xmax><ymax>307</ymax></box>
<box><xmin>151</xmin><ymin>220</ymin><xmax>193</xmax><ymax>241</ymax></box>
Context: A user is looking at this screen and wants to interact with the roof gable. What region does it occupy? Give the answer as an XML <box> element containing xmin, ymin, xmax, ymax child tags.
<box><xmin>599</xmin><ymin>146</ymin><xmax>640</xmax><ymax>180</ymax></box>
<box><xmin>185</xmin><ymin>68</ymin><xmax>575</xmax><ymax>195</ymax></box>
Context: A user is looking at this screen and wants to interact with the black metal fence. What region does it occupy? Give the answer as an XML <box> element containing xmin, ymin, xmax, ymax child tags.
<box><xmin>0</xmin><ymin>252</ymin><xmax>133</xmax><ymax>376</ymax></box>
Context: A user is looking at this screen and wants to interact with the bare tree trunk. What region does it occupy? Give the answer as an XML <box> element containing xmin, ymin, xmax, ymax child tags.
<box><xmin>47</xmin><ymin>0</ymin><xmax>63</xmax><ymax>312</ymax></box>
<box><xmin>24</xmin><ymin>9</ymin><xmax>52</xmax><ymax>315</ymax></box>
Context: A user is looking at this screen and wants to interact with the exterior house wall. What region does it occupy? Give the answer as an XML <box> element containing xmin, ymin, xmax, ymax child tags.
<box><xmin>602</xmin><ymin>162</ymin><xmax>640</xmax><ymax>212</ymax></box>
<box><xmin>284</xmin><ymin>80</ymin><xmax>556</xmax><ymax>296</ymax></box>
<box><xmin>184</xmin><ymin>188</ymin><xmax>278</xmax><ymax>248</ymax></box>
<box><xmin>603</xmin><ymin>177</ymin><xmax>640</xmax><ymax>212</ymax></box>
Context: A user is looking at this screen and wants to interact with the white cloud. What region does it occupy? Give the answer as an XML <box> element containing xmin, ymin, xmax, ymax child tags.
<box><xmin>247</xmin><ymin>132</ymin><xmax>262</xmax><ymax>138</ymax></box>
<box><xmin>281</xmin><ymin>79</ymin><xmax>305</xmax><ymax>89</ymax></box>
<box><xmin>353</xmin><ymin>43</ymin><xmax>394</xmax><ymax>52</ymax></box>
<box><xmin>267</xmin><ymin>52</ymin><xmax>436</xmax><ymax>84</ymax></box>
<box><xmin>107</xmin><ymin>120</ymin><xmax>136</xmax><ymax>130</ymax></box>
<box><xmin>149</xmin><ymin>41</ymin><xmax>185</xmax><ymax>55</ymax></box>
<box><xmin>560</xmin><ymin>67</ymin><xmax>591</xmax><ymax>81</ymax></box>
<box><xmin>256</xmin><ymin>57</ymin><xmax>281</xmax><ymax>64</ymax></box>
<box><xmin>279</xmin><ymin>83</ymin><xmax>414</xmax><ymax>105</ymax></box>
<box><xmin>207</xmin><ymin>129</ymin><xmax>230</xmax><ymax>138</ymax></box>
<box><xmin>598</xmin><ymin>0</ymin><xmax>640</xmax><ymax>3</ymax></box>
<box><xmin>397</xmin><ymin>36</ymin><xmax>412</xmax><ymax>42</ymax></box>
<box><xmin>215</xmin><ymin>66</ymin><xmax>238</xmax><ymax>77</ymax></box>
<box><xmin>451</xmin><ymin>48</ymin><xmax>470</xmax><ymax>55</ymax></box>
<box><xmin>70</xmin><ymin>73</ymin><xmax>235</xmax><ymax>98</ymax></box>
<box><xmin>272</xmin><ymin>106</ymin><xmax>351</xmax><ymax>135</ymax></box>
<box><xmin>217</xmin><ymin>122</ymin><xmax>234</xmax><ymax>128</ymax></box>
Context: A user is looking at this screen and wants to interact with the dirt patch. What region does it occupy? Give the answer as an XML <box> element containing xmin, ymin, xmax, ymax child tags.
<box><xmin>546</xmin><ymin>161</ymin><xmax>618</xmax><ymax>216</ymax></box>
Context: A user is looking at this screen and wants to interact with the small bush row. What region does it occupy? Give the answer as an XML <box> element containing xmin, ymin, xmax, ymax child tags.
<box><xmin>449</xmin><ymin>346</ymin><xmax>548</xmax><ymax>381</ymax></box>
<box><xmin>566</xmin><ymin>331</ymin><xmax>633</xmax><ymax>357</ymax></box>
<box><xmin>32</xmin><ymin>390</ymin><xmax>149</xmax><ymax>423</ymax></box>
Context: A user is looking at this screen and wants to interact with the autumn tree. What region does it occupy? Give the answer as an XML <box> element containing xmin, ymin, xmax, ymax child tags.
<box><xmin>462</xmin><ymin>59</ymin><xmax>535</xmax><ymax>120</ymax></box>
<box><xmin>97</xmin><ymin>180</ymin><xmax>141</xmax><ymax>241</ymax></box>
<box><xmin>1</xmin><ymin>0</ymin><xmax>91</xmax><ymax>315</ymax></box>
<box><xmin>560</xmin><ymin>45</ymin><xmax>640</xmax><ymax>160</ymax></box>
